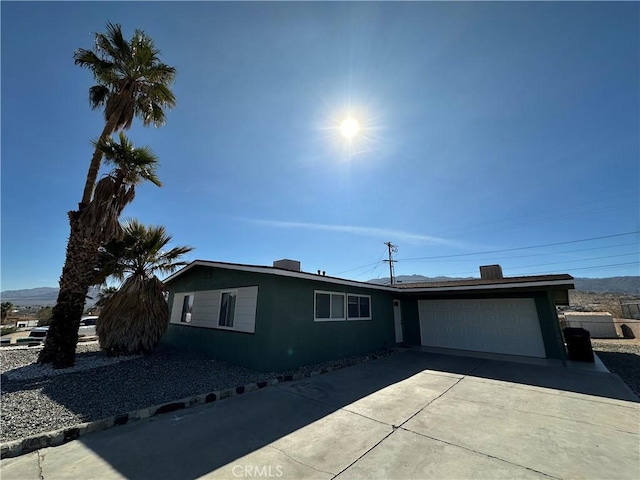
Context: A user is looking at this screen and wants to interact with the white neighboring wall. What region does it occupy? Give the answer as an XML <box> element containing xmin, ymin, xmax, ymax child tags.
<box><xmin>170</xmin><ymin>286</ymin><xmax>258</xmax><ymax>334</ymax></box>
<box><xmin>16</xmin><ymin>320</ymin><xmax>38</xmax><ymax>328</ymax></box>
<box><xmin>564</xmin><ymin>312</ymin><xmax>617</xmax><ymax>338</ymax></box>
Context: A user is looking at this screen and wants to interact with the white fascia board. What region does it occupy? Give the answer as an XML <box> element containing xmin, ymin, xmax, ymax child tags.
<box><xmin>163</xmin><ymin>261</ymin><xmax>574</xmax><ymax>294</ymax></box>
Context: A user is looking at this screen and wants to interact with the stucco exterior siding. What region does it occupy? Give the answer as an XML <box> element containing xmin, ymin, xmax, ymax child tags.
<box><xmin>162</xmin><ymin>266</ymin><xmax>397</xmax><ymax>371</ymax></box>
<box><xmin>534</xmin><ymin>292</ymin><xmax>567</xmax><ymax>361</ymax></box>
<box><xmin>162</xmin><ymin>263</ymin><xmax>572</xmax><ymax>369</ymax></box>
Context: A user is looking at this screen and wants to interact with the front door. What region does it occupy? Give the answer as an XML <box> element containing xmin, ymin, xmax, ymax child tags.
<box><xmin>393</xmin><ymin>299</ymin><xmax>403</xmax><ymax>343</ymax></box>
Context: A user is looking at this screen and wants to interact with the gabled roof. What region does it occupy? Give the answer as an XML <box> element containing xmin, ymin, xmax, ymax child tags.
<box><xmin>164</xmin><ymin>260</ymin><xmax>575</xmax><ymax>294</ymax></box>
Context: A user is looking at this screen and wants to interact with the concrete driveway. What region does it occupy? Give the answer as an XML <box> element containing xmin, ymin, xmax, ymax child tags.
<box><xmin>2</xmin><ymin>350</ymin><xmax>638</xmax><ymax>480</ymax></box>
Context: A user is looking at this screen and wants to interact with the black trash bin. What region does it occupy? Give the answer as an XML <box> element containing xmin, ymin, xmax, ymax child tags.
<box><xmin>563</xmin><ymin>327</ymin><xmax>594</xmax><ymax>362</ymax></box>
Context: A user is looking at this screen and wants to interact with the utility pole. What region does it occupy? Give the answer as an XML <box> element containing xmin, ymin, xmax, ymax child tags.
<box><xmin>383</xmin><ymin>241</ymin><xmax>398</xmax><ymax>285</ymax></box>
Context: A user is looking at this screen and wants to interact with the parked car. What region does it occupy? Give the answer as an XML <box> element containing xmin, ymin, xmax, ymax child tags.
<box><xmin>78</xmin><ymin>316</ymin><xmax>99</xmax><ymax>337</ymax></box>
<box><xmin>23</xmin><ymin>316</ymin><xmax>99</xmax><ymax>343</ymax></box>
<box><xmin>18</xmin><ymin>326</ymin><xmax>50</xmax><ymax>344</ymax></box>
<box><xmin>28</xmin><ymin>327</ymin><xmax>49</xmax><ymax>340</ymax></box>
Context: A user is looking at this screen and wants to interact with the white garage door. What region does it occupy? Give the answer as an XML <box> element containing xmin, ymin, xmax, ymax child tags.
<box><xmin>419</xmin><ymin>298</ymin><xmax>546</xmax><ymax>358</ymax></box>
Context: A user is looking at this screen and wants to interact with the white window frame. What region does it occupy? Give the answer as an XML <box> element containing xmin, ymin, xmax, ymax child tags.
<box><xmin>347</xmin><ymin>294</ymin><xmax>372</xmax><ymax>321</ymax></box>
<box><xmin>179</xmin><ymin>293</ymin><xmax>195</xmax><ymax>323</ymax></box>
<box><xmin>217</xmin><ymin>289</ymin><xmax>238</xmax><ymax>330</ymax></box>
<box><xmin>314</xmin><ymin>290</ymin><xmax>346</xmax><ymax>322</ymax></box>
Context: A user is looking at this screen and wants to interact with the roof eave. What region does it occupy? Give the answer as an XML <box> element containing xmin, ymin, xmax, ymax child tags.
<box><xmin>164</xmin><ymin>260</ymin><xmax>575</xmax><ymax>294</ymax></box>
<box><xmin>398</xmin><ymin>278</ymin><xmax>575</xmax><ymax>294</ymax></box>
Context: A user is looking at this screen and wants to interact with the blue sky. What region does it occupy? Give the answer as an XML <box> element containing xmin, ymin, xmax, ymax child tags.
<box><xmin>1</xmin><ymin>1</ymin><xmax>639</xmax><ymax>291</ymax></box>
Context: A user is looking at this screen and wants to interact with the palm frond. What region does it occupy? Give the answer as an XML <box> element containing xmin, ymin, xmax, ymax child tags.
<box><xmin>77</xmin><ymin>22</ymin><xmax>177</xmax><ymax>139</ymax></box>
<box><xmin>142</xmin><ymin>63</ymin><xmax>177</xmax><ymax>87</ymax></box>
<box><xmin>95</xmin><ymin>218</ymin><xmax>193</xmax><ymax>282</ymax></box>
<box><xmin>92</xmin><ymin>218</ymin><xmax>192</xmax><ymax>355</ymax></box>
<box><xmin>97</xmin><ymin>275</ymin><xmax>169</xmax><ymax>355</ymax></box>
<box><xmin>93</xmin><ymin>132</ymin><xmax>161</xmax><ymax>188</ymax></box>
<box><xmin>94</xmin><ymin>22</ymin><xmax>131</xmax><ymax>67</ymax></box>
<box><xmin>78</xmin><ymin>175</ymin><xmax>126</xmax><ymax>242</ymax></box>
<box><xmin>73</xmin><ymin>49</ymin><xmax>113</xmax><ymax>71</ymax></box>
<box><xmin>104</xmin><ymin>22</ymin><xmax>131</xmax><ymax>64</ymax></box>
<box><xmin>89</xmin><ymin>85</ymin><xmax>110</xmax><ymax>110</ymax></box>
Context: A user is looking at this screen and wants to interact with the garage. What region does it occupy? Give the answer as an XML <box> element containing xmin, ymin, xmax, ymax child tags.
<box><xmin>418</xmin><ymin>298</ymin><xmax>547</xmax><ymax>358</ymax></box>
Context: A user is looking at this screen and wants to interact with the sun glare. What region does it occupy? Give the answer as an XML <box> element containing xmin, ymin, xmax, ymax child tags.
<box><xmin>339</xmin><ymin>117</ymin><xmax>360</xmax><ymax>139</ymax></box>
<box><xmin>317</xmin><ymin>103</ymin><xmax>381</xmax><ymax>158</ymax></box>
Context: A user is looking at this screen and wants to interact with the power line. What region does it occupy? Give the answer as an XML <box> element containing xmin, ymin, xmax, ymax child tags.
<box><xmin>516</xmin><ymin>262</ymin><xmax>639</xmax><ymax>275</ymax></box>
<box><xmin>352</xmin><ymin>255</ymin><xmax>387</xmax><ymax>280</ymax></box>
<box><xmin>427</xmin><ymin>261</ymin><xmax>639</xmax><ymax>278</ymax></box>
<box><xmin>332</xmin><ymin>261</ymin><xmax>380</xmax><ymax>276</ymax></box>
<box><xmin>329</xmin><ymin>231</ymin><xmax>638</xmax><ymax>280</ymax></box>
<box><xmin>398</xmin><ymin>231</ymin><xmax>639</xmax><ymax>262</ymax></box>
<box><xmin>335</xmin><ymin>248</ymin><xmax>387</xmax><ymax>277</ymax></box>
<box><xmin>368</xmin><ymin>260</ymin><xmax>386</xmax><ymax>280</ymax></box>
<box><xmin>403</xmin><ymin>242</ymin><xmax>640</xmax><ymax>264</ymax></box>
<box><xmin>499</xmin><ymin>253</ymin><xmax>638</xmax><ymax>271</ymax></box>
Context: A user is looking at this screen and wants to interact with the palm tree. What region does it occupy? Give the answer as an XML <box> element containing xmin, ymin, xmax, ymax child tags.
<box><xmin>39</xmin><ymin>23</ymin><xmax>176</xmax><ymax>369</ymax></box>
<box><xmin>94</xmin><ymin>219</ymin><xmax>193</xmax><ymax>355</ymax></box>
<box><xmin>1</xmin><ymin>302</ymin><xmax>14</xmax><ymax>324</ymax></box>
<box><xmin>74</xmin><ymin>22</ymin><xmax>176</xmax><ymax>207</ymax></box>
<box><xmin>39</xmin><ymin>134</ymin><xmax>162</xmax><ymax>367</ymax></box>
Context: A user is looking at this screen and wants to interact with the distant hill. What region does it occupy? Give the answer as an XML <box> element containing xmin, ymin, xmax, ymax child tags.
<box><xmin>572</xmin><ymin>277</ymin><xmax>639</xmax><ymax>295</ymax></box>
<box><xmin>1</xmin><ymin>286</ymin><xmax>101</xmax><ymax>307</ymax></box>
<box><xmin>367</xmin><ymin>275</ymin><xmax>640</xmax><ymax>294</ymax></box>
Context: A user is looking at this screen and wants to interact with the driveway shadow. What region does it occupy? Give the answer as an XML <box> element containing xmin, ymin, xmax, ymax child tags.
<box><xmin>468</xmin><ymin>357</ymin><xmax>639</xmax><ymax>402</ymax></box>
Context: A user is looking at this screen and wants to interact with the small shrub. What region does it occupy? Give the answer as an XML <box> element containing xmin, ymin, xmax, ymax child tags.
<box><xmin>1</xmin><ymin>326</ymin><xmax>17</xmax><ymax>336</ymax></box>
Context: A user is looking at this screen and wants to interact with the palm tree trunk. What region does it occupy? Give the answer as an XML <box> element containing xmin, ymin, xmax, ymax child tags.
<box><xmin>38</xmin><ymin>211</ymin><xmax>101</xmax><ymax>367</ymax></box>
<box><xmin>39</xmin><ymin>173</ymin><xmax>135</xmax><ymax>367</ymax></box>
<box><xmin>79</xmin><ymin>111</ymin><xmax>122</xmax><ymax>208</ymax></box>
<box><xmin>41</xmin><ymin>106</ymin><xmax>128</xmax><ymax>367</ymax></box>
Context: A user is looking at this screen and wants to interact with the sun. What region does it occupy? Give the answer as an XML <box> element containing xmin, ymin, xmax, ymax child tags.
<box><xmin>318</xmin><ymin>104</ymin><xmax>379</xmax><ymax>157</ymax></box>
<box><xmin>339</xmin><ymin>117</ymin><xmax>360</xmax><ymax>139</ymax></box>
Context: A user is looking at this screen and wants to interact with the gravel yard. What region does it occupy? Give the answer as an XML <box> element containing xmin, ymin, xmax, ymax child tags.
<box><xmin>0</xmin><ymin>343</ymin><xmax>394</xmax><ymax>443</ymax></box>
<box><xmin>591</xmin><ymin>338</ymin><xmax>640</xmax><ymax>398</ymax></box>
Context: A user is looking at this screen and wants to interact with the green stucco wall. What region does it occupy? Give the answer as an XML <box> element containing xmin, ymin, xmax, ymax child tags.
<box><xmin>162</xmin><ymin>266</ymin><xmax>569</xmax><ymax>369</ymax></box>
<box><xmin>534</xmin><ymin>292</ymin><xmax>568</xmax><ymax>362</ymax></box>
<box><xmin>162</xmin><ymin>266</ymin><xmax>397</xmax><ymax>371</ymax></box>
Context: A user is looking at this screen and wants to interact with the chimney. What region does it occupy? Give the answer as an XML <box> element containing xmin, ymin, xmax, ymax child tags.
<box><xmin>480</xmin><ymin>264</ymin><xmax>503</xmax><ymax>280</ymax></box>
<box><xmin>273</xmin><ymin>259</ymin><xmax>301</xmax><ymax>272</ymax></box>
